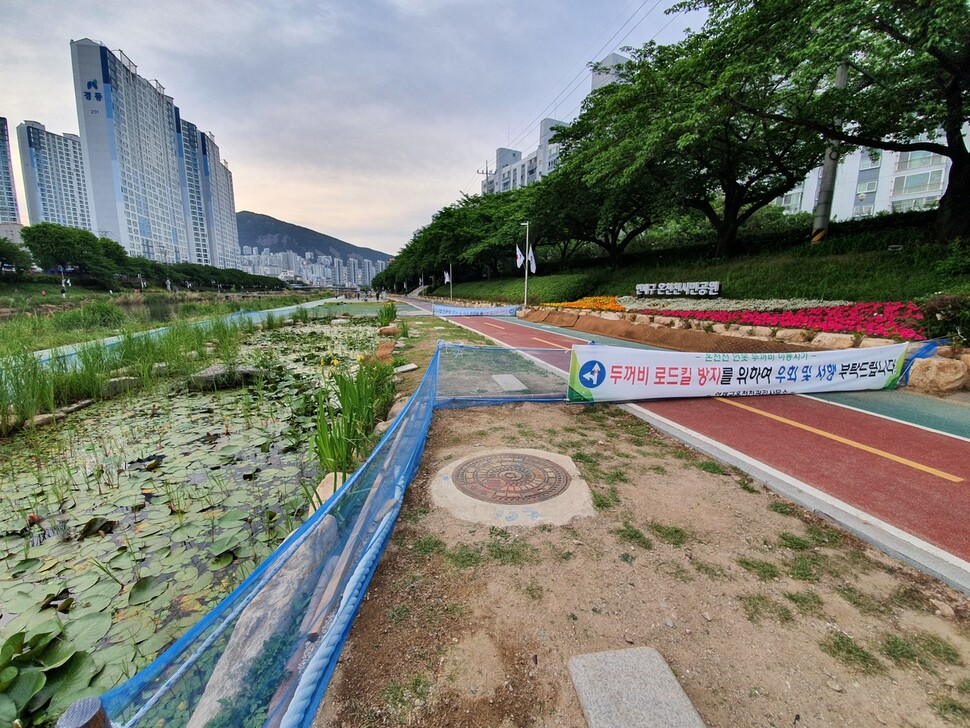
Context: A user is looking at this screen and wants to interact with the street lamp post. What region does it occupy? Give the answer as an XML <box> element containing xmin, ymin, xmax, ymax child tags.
<box><xmin>520</xmin><ymin>221</ymin><xmax>530</xmax><ymax>307</ymax></box>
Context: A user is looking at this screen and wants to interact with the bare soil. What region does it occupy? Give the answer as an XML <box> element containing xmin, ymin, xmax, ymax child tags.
<box><xmin>315</xmin><ymin>399</ymin><xmax>970</xmax><ymax>728</ymax></box>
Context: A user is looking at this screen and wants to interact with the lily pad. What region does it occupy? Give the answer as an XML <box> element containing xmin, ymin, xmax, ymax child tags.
<box><xmin>63</xmin><ymin>613</ymin><xmax>112</xmax><ymax>653</ymax></box>
<box><xmin>6</xmin><ymin>667</ymin><xmax>45</xmax><ymax>712</ymax></box>
<box><xmin>127</xmin><ymin>575</ymin><xmax>167</xmax><ymax>606</ymax></box>
<box><xmin>211</xmin><ymin>553</ymin><xmax>234</xmax><ymax>570</ymax></box>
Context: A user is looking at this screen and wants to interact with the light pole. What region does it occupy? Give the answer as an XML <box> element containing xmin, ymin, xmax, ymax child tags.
<box><xmin>520</xmin><ymin>221</ymin><xmax>530</xmax><ymax>307</ymax></box>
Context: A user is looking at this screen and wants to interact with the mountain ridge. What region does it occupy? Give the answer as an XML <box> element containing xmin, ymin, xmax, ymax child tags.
<box><xmin>236</xmin><ymin>211</ymin><xmax>392</xmax><ymax>262</ymax></box>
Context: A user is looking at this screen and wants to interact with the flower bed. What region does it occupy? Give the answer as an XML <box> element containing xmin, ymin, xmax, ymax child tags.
<box><xmin>629</xmin><ymin>301</ymin><xmax>925</xmax><ymax>340</ymax></box>
<box><xmin>547</xmin><ymin>295</ymin><xmax>626</xmax><ymax>311</ymax></box>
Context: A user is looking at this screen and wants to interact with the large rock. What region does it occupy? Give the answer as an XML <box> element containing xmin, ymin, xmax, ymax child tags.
<box><xmin>907</xmin><ymin>357</ymin><xmax>969</xmax><ymax>393</ymax></box>
<box><xmin>859</xmin><ymin>337</ymin><xmax>897</xmax><ymax>348</ymax></box>
<box><xmin>187</xmin><ymin>364</ymin><xmax>268</xmax><ymax>391</ymax></box>
<box><xmin>774</xmin><ymin>328</ymin><xmax>810</xmax><ymax>343</ymax></box>
<box><xmin>809</xmin><ymin>332</ymin><xmax>856</xmax><ymax>350</ymax></box>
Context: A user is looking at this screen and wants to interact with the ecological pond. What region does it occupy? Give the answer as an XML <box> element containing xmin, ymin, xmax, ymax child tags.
<box><xmin>0</xmin><ymin>310</ymin><xmax>393</xmax><ymax>725</ymax></box>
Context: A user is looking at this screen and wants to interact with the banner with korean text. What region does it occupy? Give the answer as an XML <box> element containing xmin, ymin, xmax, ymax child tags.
<box><xmin>567</xmin><ymin>343</ymin><xmax>907</xmax><ymax>402</ymax></box>
<box><xmin>433</xmin><ymin>304</ymin><xmax>520</xmax><ymax>317</ymax></box>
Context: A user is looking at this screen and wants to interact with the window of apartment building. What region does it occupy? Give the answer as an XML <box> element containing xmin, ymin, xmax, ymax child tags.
<box><xmin>892</xmin><ymin>169</ymin><xmax>943</xmax><ymax>196</ymax></box>
<box><xmin>856</xmin><ymin>180</ymin><xmax>878</xmax><ymax>194</ymax></box>
<box><xmin>891</xmin><ymin>195</ymin><xmax>940</xmax><ymax>212</ymax></box>
<box><xmin>859</xmin><ymin>149</ymin><xmax>882</xmax><ymax>170</ymax></box>
<box><xmin>896</xmin><ymin>150</ymin><xmax>945</xmax><ymax>171</ymax></box>
<box><xmin>778</xmin><ymin>190</ymin><xmax>803</xmax><ymax>213</ymax></box>
<box><xmin>853</xmin><ymin>204</ymin><xmax>874</xmax><ymax>218</ymax></box>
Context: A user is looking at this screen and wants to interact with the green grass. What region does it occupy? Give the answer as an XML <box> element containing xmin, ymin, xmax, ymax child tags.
<box><xmin>614</xmin><ymin>523</ymin><xmax>653</xmax><ymax>550</ymax></box>
<box><xmin>486</xmin><ymin>540</ymin><xmax>538</xmax><ymax>565</ymax></box>
<box><xmin>696</xmin><ymin>460</ymin><xmax>728</xmax><ymax>475</ymax></box>
<box><xmin>807</xmin><ymin>523</ymin><xmax>843</xmax><ymax>547</ymax></box>
<box><xmin>787</xmin><ymin>553</ymin><xmax>830</xmax><ymax>582</ymax></box>
<box><xmin>958</xmin><ymin>679</ymin><xmax>970</xmax><ymax>695</ymax></box>
<box><xmin>835</xmin><ymin>584</ymin><xmax>894</xmax><ymax>617</ymax></box>
<box><xmin>768</xmin><ymin>500</ymin><xmax>796</xmax><ymax>516</ymax></box>
<box><xmin>737</xmin><ymin>558</ymin><xmax>779</xmax><ymax>581</ymax></box>
<box><xmin>820</xmin><ymin>632</ymin><xmax>884</xmax><ymax>674</ymax></box>
<box><xmin>446</xmin><ymin>544</ymin><xmax>484</xmax><ymax>569</ymax></box>
<box><xmin>388</xmin><ymin>604</ymin><xmax>411</xmax><ymax>624</ymax></box>
<box><xmin>692</xmin><ymin>559</ymin><xmax>729</xmax><ymax>580</ymax></box>
<box><xmin>738</xmin><ymin>594</ymin><xmax>794</xmax><ymax>624</ymax></box>
<box><xmin>648</xmin><ymin>522</ymin><xmax>689</xmax><ymax>546</ymax></box>
<box><xmin>591</xmin><ymin>485</ymin><xmax>621</xmax><ymax>510</ymax></box>
<box><xmin>412</xmin><ymin>535</ymin><xmax>446</xmax><ymax>556</ymax></box>
<box><xmin>784</xmin><ymin>590</ymin><xmax>824</xmax><ymax>616</ymax></box>
<box><xmin>777</xmin><ymin>532</ymin><xmax>811</xmax><ymax>551</ymax></box>
<box><xmin>933</xmin><ymin>698</ymin><xmax>970</xmax><ymax>722</ymax></box>
<box><xmin>524</xmin><ymin>582</ymin><xmax>544</xmax><ymax>600</ymax></box>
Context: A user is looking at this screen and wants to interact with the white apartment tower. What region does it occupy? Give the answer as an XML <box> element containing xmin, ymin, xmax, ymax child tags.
<box><xmin>17</xmin><ymin>121</ymin><xmax>92</xmax><ymax>231</ymax></box>
<box><xmin>0</xmin><ymin>118</ymin><xmax>20</xmax><ymax>224</ymax></box>
<box><xmin>70</xmin><ymin>38</ymin><xmax>240</xmax><ymax>267</ymax></box>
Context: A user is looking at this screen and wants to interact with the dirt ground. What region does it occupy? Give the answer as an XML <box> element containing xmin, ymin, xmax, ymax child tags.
<box><xmin>315</xmin><ymin>396</ymin><xmax>970</xmax><ymax>728</ymax></box>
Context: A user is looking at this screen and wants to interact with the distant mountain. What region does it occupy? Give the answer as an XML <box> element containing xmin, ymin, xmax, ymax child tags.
<box><xmin>236</xmin><ymin>211</ymin><xmax>392</xmax><ymax>262</ymax></box>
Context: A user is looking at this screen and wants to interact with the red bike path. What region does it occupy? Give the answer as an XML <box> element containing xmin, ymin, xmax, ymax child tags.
<box><xmin>406</xmin><ymin>302</ymin><xmax>970</xmax><ymax>587</ymax></box>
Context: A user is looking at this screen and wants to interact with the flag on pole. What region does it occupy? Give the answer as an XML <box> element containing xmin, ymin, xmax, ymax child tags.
<box><xmin>515</xmin><ymin>245</ymin><xmax>525</xmax><ymax>268</ymax></box>
<box><xmin>443</xmin><ymin>270</ymin><xmax>451</xmax><ymax>284</ymax></box>
<box><xmin>527</xmin><ymin>247</ymin><xmax>536</xmax><ymax>274</ymax></box>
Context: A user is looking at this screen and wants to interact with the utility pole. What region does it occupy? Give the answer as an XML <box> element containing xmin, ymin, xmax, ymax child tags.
<box><xmin>477</xmin><ymin>159</ymin><xmax>491</xmax><ymax>194</ymax></box>
<box><xmin>811</xmin><ymin>61</ymin><xmax>849</xmax><ymax>243</ymax></box>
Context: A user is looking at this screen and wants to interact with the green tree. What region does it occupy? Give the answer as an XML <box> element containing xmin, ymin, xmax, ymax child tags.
<box><xmin>684</xmin><ymin>0</ymin><xmax>970</xmax><ymax>241</ymax></box>
<box><xmin>20</xmin><ymin>223</ymin><xmax>85</xmax><ymax>273</ymax></box>
<box><xmin>0</xmin><ymin>237</ymin><xmax>33</xmax><ymax>273</ymax></box>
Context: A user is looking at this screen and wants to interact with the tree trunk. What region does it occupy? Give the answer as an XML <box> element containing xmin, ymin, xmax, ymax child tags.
<box><xmin>714</xmin><ymin>216</ymin><xmax>741</xmax><ymax>258</ymax></box>
<box><xmin>933</xmin><ymin>157</ymin><xmax>970</xmax><ymax>242</ymax></box>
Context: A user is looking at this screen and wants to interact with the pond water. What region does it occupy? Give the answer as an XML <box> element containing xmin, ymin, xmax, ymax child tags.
<box><xmin>0</xmin><ymin>316</ymin><xmax>381</xmax><ymax>709</ymax></box>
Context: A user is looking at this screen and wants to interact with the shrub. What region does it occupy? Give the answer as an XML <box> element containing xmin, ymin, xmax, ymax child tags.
<box><xmin>919</xmin><ymin>293</ymin><xmax>970</xmax><ymax>342</ymax></box>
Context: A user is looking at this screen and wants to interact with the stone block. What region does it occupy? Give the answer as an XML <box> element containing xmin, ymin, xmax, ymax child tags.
<box><xmin>858</xmin><ymin>337</ymin><xmax>897</xmax><ymax>348</ymax></box>
<box><xmin>907</xmin><ymin>357</ymin><xmax>969</xmax><ymax>393</ymax></box>
<box><xmin>653</xmin><ymin>316</ymin><xmax>677</xmax><ymax>327</ymax></box>
<box><xmin>568</xmin><ymin>647</ymin><xmax>706</xmax><ymax>728</ymax></box>
<box><xmin>751</xmin><ymin>326</ymin><xmax>773</xmax><ymax>338</ymax></box>
<box><xmin>774</xmin><ymin>328</ymin><xmax>809</xmax><ymax>343</ymax></box>
<box><xmin>599</xmin><ymin>311</ymin><xmax>624</xmax><ymax>321</ymax></box>
<box><xmin>711</xmin><ymin>324</ymin><xmax>728</xmax><ymax>334</ymax></box>
<box><xmin>809</xmin><ymin>332</ymin><xmax>855</xmax><ymax>350</ymax></box>
<box><xmin>104</xmin><ymin>376</ymin><xmax>139</xmax><ymax>397</ymax></box>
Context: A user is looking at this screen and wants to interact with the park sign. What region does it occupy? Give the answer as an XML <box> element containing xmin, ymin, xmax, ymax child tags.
<box><xmin>636</xmin><ymin>281</ymin><xmax>720</xmax><ymax>297</ymax></box>
<box><xmin>567</xmin><ymin>343</ymin><xmax>907</xmax><ymax>402</ymax></box>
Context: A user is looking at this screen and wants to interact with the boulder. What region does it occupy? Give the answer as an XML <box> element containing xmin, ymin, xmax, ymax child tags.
<box><xmin>774</xmin><ymin>328</ymin><xmax>810</xmax><ymax>343</ymax></box>
<box><xmin>859</xmin><ymin>337</ymin><xmax>897</xmax><ymax>348</ymax></box>
<box><xmin>188</xmin><ymin>364</ymin><xmax>268</xmax><ymax>391</ymax></box>
<box><xmin>751</xmin><ymin>326</ymin><xmax>773</xmax><ymax>339</ymax></box>
<box><xmin>809</xmin><ymin>332</ymin><xmax>856</xmax><ymax>350</ymax></box>
<box><xmin>104</xmin><ymin>376</ymin><xmax>139</xmax><ymax>397</ymax></box>
<box><xmin>907</xmin><ymin>357</ymin><xmax>969</xmax><ymax>393</ymax></box>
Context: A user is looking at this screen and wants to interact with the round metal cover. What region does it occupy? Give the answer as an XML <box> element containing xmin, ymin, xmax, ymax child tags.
<box><xmin>452</xmin><ymin>452</ymin><xmax>572</xmax><ymax>505</ymax></box>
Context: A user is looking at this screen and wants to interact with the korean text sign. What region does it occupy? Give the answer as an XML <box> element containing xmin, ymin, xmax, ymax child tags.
<box><xmin>567</xmin><ymin>343</ymin><xmax>907</xmax><ymax>402</ymax></box>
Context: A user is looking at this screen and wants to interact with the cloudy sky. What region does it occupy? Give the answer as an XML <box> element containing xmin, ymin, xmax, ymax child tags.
<box><xmin>1</xmin><ymin>0</ymin><xmax>701</xmax><ymax>256</ymax></box>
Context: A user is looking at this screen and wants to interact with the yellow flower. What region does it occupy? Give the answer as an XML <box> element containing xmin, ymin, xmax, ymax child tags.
<box><xmin>331</xmin><ymin>358</ymin><xmax>340</xmax><ymax>366</ymax></box>
<box><xmin>356</xmin><ymin>353</ymin><xmax>365</xmax><ymax>362</ymax></box>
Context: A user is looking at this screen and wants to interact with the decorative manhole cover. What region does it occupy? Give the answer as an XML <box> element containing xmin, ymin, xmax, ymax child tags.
<box><xmin>452</xmin><ymin>453</ymin><xmax>571</xmax><ymax>504</ymax></box>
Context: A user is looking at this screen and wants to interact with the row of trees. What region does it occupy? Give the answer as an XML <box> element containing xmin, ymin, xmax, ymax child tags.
<box><xmin>0</xmin><ymin>223</ymin><xmax>287</xmax><ymax>291</ymax></box>
<box><xmin>375</xmin><ymin>0</ymin><xmax>969</xmax><ymax>291</ymax></box>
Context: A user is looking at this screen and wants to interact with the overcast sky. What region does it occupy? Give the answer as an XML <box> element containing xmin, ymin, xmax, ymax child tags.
<box><xmin>1</xmin><ymin>0</ymin><xmax>701</xmax><ymax>256</ymax></box>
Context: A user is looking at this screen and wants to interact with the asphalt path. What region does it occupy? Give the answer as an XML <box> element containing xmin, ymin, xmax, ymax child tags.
<box><xmin>402</xmin><ymin>298</ymin><xmax>970</xmax><ymax>591</ymax></box>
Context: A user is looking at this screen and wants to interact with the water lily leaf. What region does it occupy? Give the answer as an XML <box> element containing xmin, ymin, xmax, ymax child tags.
<box><xmin>7</xmin><ymin>667</ymin><xmax>46</xmax><ymax>712</ymax></box>
<box><xmin>36</xmin><ymin>638</ymin><xmax>76</xmax><ymax>670</ymax></box>
<box><xmin>211</xmin><ymin>553</ymin><xmax>234</xmax><ymax>569</ymax></box>
<box><xmin>63</xmin><ymin>613</ymin><xmax>112</xmax><ymax>653</ymax></box>
<box><xmin>127</xmin><ymin>576</ymin><xmax>166</xmax><ymax>606</ymax></box>
<box><xmin>0</xmin><ymin>694</ymin><xmax>17</xmax><ymax>725</ymax></box>
<box><xmin>36</xmin><ymin>652</ymin><xmax>98</xmax><ymax>715</ymax></box>
<box><xmin>78</xmin><ymin>517</ymin><xmax>116</xmax><ymax>539</ymax></box>
<box><xmin>209</xmin><ymin>530</ymin><xmax>245</xmax><ymax>557</ymax></box>
<box><xmin>0</xmin><ymin>665</ymin><xmax>17</xmax><ymax>691</ymax></box>
<box><xmin>11</xmin><ymin>557</ymin><xmax>40</xmax><ymax>577</ymax></box>
<box><xmin>217</xmin><ymin>509</ymin><xmax>248</xmax><ymax>528</ymax></box>
<box><xmin>67</xmin><ymin>571</ymin><xmax>101</xmax><ymax>593</ymax></box>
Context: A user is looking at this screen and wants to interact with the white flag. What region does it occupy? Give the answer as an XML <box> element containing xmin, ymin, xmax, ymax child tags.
<box><xmin>443</xmin><ymin>270</ymin><xmax>451</xmax><ymax>284</ymax></box>
<box><xmin>527</xmin><ymin>247</ymin><xmax>536</xmax><ymax>274</ymax></box>
<box><xmin>515</xmin><ymin>245</ymin><xmax>525</xmax><ymax>269</ymax></box>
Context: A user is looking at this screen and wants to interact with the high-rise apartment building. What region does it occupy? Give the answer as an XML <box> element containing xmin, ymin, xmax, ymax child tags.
<box><xmin>17</xmin><ymin>121</ymin><xmax>92</xmax><ymax>231</ymax></box>
<box><xmin>70</xmin><ymin>38</ymin><xmax>240</xmax><ymax>266</ymax></box>
<box><xmin>0</xmin><ymin>117</ymin><xmax>20</xmax><ymax>224</ymax></box>
<box><xmin>481</xmin><ymin>118</ymin><xmax>565</xmax><ymax>195</ymax></box>
<box><xmin>778</xmin><ymin>128</ymin><xmax>970</xmax><ymax>220</ymax></box>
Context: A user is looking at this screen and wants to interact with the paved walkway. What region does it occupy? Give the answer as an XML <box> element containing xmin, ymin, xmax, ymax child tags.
<box><xmin>401</xmin><ymin>298</ymin><xmax>970</xmax><ymax>592</ymax></box>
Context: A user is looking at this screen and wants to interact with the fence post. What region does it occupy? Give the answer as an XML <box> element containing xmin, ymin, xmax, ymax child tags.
<box><xmin>56</xmin><ymin>697</ymin><xmax>109</xmax><ymax>728</ymax></box>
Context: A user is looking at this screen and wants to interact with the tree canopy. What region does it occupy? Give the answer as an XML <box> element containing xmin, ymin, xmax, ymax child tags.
<box><xmin>378</xmin><ymin>0</ymin><xmax>969</xmax><ymax>284</ymax></box>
